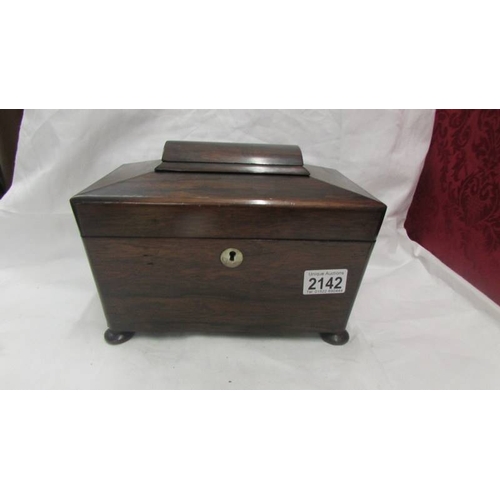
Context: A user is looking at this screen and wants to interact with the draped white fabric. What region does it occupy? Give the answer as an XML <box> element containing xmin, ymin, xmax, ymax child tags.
<box><xmin>1</xmin><ymin>109</ymin><xmax>499</xmax><ymax>388</ymax></box>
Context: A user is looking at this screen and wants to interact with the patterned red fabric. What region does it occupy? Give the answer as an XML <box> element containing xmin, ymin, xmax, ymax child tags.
<box><xmin>406</xmin><ymin>110</ymin><xmax>500</xmax><ymax>305</ymax></box>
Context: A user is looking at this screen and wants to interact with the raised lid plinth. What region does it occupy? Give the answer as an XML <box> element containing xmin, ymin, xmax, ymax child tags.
<box><xmin>156</xmin><ymin>140</ymin><xmax>309</xmax><ymax>176</ymax></box>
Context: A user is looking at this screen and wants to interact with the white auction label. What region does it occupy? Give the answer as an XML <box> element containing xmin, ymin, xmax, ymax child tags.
<box><xmin>303</xmin><ymin>269</ymin><xmax>348</xmax><ymax>295</ymax></box>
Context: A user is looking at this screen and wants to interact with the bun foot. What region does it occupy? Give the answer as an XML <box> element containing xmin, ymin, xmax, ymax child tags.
<box><xmin>104</xmin><ymin>329</ymin><xmax>135</xmax><ymax>345</ymax></box>
<box><xmin>320</xmin><ymin>330</ymin><xmax>349</xmax><ymax>346</ymax></box>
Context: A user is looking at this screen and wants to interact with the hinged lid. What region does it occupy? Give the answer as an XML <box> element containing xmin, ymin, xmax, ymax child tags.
<box><xmin>71</xmin><ymin>141</ymin><xmax>387</xmax><ymax>242</ymax></box>
<box><xmin>155</xmin><ymin>140</ymin><xmax>309</xmax><ymax>176</ymax></box>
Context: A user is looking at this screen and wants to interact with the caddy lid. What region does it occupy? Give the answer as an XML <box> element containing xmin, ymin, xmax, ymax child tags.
<box><xmin>70</xmin><ymin>141</ymin><xmax>386</xmax><ymax>242</ymax></box>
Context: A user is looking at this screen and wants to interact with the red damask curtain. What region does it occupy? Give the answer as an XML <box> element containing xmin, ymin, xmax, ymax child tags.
<box><xmin>406</xmin><ymin>110</ymin><xmax>500</xmax><ymax>305</ymax></box>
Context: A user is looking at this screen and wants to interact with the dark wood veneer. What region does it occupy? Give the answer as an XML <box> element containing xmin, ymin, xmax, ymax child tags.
<box><xmin>162</xmin><ymin>140</ymin><xmax>304</xmax><ymax>166</ymax></box>
<box><xmin>71</xmin><ymin>140</ymin><xmax>386</xmax><ymax>345</ymax></box>
<box><xmin>74</xmin><ymin>203</ymin><xmax>384</xmax><ymax>241</ymax></box>
<box><xmin>84</xmin><ymin>238</ymin><xmax>374</xmax><ymax>335</ymax></box>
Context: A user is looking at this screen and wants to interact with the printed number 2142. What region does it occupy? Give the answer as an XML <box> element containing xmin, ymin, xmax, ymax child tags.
<box><xmin>308</xmin><ymin>276</ymin><xmax>342</xmax><ymax>291</ymax></box>
<box><xmin>303</xmin><ymin>269</ymin><xmax>348</xmax><ymax>295</ymax></box>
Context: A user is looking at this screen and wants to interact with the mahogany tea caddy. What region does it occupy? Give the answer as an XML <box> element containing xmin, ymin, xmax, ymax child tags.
<box><xmin>71</xmin><ymin>140</ymin><xmax>386</xmax><ymax>345</ymax></box>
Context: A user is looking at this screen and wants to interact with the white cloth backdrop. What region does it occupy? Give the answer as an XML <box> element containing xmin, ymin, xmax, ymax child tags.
<box><xmin>1</xmin><ymin>110</ymin><xmax>499</xmax><ymax>389</ymax></box>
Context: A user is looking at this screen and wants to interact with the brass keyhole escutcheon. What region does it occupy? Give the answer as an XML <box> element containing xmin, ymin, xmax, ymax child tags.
<box><xmin>220</xmin><ymin>248</ymin><xmax>243</xmax><ymax>268</ymax></box>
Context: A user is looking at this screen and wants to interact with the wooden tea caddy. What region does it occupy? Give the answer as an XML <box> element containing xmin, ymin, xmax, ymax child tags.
<box><xmin>71</xmin><ymin>140</ymin><xmax>386</xmax><ymax>345</ymax></box>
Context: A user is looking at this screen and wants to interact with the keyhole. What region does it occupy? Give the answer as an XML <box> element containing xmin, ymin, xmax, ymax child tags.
<box><xmin>221</xmin><ymin>248</ymin><xmax>243</xmax><ymax>268</ymax></box>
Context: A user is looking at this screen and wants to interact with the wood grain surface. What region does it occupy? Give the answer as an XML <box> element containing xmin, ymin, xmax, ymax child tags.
<box><xmin>161</xmin><ymin>140</ymin><xmax>304</xmax><ymax>166</ymax></box>
<box><xmin>83</xmin><ymin>237</ymin><xmax>374</xmax><ymax>335</ymax></box>
<box><xmin>71</xmin><ymin>164</ymin><xmax>386</xmax><ymax>241</ymax></box>
<box><xmin>155</xmin><ymin>161</ymin><xmax>309</xmax><ymax>175</ymax></box>
<box><xmin>74</xmin><ymin>203</ymin><xmax>384</xmax><ymax>241</ymax></box>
